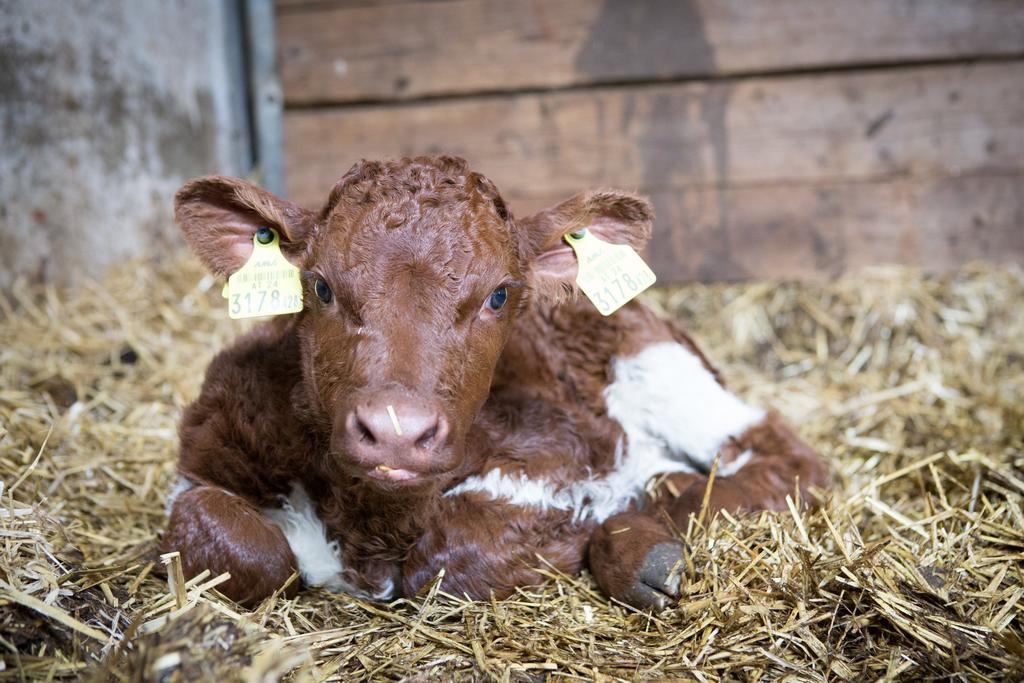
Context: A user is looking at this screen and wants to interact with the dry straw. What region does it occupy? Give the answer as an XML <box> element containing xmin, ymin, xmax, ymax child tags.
<box><xmin>1</xmin><ymin>256</ymin><xmax>1021</xmax><ymax>681</ymax></box>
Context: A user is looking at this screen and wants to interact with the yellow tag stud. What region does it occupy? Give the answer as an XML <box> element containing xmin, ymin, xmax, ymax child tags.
<box><xmin>222</xmin><ymin>228</ymin><xmax>304</xmax><ymax>319</ymax></box>
<box><xmin>564</xmin><ymin>228</ymin><xmax>656</xmax><ymax>316</ymax></box>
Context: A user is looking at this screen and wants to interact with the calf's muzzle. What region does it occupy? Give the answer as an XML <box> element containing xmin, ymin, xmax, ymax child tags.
<box><xmin>339</xmin><ymin>390</ymin><xmax>450</xmax><ymax>483</ymax></box>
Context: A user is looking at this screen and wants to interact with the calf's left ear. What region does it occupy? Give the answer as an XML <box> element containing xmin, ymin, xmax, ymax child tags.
<box><xmin>174</xmin><ymin>176</ymin><xmax>317</xmax><ymax>277</ymax></box>
<box><xmin>517</xmin><ymin>190</ymin><xmax>654</xmax><ymax>302</ymax></box>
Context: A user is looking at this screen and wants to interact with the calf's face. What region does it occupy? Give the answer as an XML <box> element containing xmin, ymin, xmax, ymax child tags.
<box><xmin>176</xmin><ymin>156</ymin><xmax>652</xmax><ymax>490</ymax></box>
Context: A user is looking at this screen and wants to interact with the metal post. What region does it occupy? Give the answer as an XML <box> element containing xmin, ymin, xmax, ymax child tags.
<box><xmin>245</xmin><ymin>0</ymin><xmax>286</xmax><ymax>196</ymax></box>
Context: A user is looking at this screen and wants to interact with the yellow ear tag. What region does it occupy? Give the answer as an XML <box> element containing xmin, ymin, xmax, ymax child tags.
<box><xmin>564</xmin><ymin>228</ymin><xmax>656</xmax><ymax>316</ymax></box>
<box><xmin>220</xmin><ymin>228</ymin><xmax>304</xmax><ymax>319</ymax></box>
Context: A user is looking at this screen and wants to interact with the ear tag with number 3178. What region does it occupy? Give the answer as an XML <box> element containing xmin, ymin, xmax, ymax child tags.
<box><xmin>564</xmin><ymin>228</ymin><xmax>656</xmax><ymax>316</ymax></box>
<box><xmin>221</xmin><ymin>227</ymin><xmax>304</xmax><ymax>320</ymax></box>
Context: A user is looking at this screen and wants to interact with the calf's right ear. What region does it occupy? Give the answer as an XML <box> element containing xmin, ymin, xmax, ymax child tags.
<box><xmin>517</xmin><ymin>190</ymin><xmax>654</xmax><ymax>304</ymax></box>
<box><xmin>174</xmin><ymin>176</ymin><xmax>316</xmax><ymax>277</ymax></box>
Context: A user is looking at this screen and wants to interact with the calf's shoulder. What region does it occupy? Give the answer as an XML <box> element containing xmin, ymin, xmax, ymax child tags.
<box><xmin>495</xmin><ymin>298</ymin><xmax>721</xmax><ymax>408</ymax></box>
<box><xmin>177</xmin><ymin>319</ymin><xmax>321</xmax><ymax>504</ymax></box>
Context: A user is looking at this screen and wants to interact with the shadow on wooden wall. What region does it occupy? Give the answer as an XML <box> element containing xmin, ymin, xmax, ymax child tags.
<box><xmin>276</xmin><ymin>0</ymin><xmax>1024</xmax><ymax>281</ymax></box>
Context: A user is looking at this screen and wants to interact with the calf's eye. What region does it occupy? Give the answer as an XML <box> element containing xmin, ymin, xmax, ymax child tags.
<box><xmin>487</xmin><ymin>286</ymin><xmax>508</xmax><ymax>312</ymax></box>
<box><xmin>314</xmin><ymin>278</ymin><xmax>333</xmax><ymax>304</ymax></box>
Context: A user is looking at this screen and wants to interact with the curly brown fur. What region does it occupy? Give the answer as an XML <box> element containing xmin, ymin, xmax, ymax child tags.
<box><xmin>161</xmin><ymin>156</ymin><xmax>828</xmax><ymax>610</ymax></box>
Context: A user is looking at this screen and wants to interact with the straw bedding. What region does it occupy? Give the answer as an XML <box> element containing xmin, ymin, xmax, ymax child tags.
<box><xmin>0</xmin><ymin>256</ymin><xmax>1021</xmax><ymax>681</ymax></box>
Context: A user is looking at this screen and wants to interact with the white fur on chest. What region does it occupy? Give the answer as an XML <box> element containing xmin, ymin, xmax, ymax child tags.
<box><xmin>262</xmin><ymin>483</ymin><xmax>395</xmax><ymax>601</ymax></box>
<box><xmin>447</xmin><ymin>341</ymin><xmax>764</xmax><ymax>522</ymax></box>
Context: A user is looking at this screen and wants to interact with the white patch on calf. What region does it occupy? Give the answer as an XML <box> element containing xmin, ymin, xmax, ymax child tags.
<box><xmin>446</xmin><ymin>437</ymin><xmax>686</xmax><ymax>524</ymax></box>
<box><xmin>445</xmin><ymin>462</ymin><xmax>637</xmax><ymax>523</ymax></box>
<box><xmin>370</xmin><ymin>576</ymin><xmax>396</xmax><ymax>602</ymax></box>
<box><xmin>165</xmin><ymin>475</ymin><xmax>196</xmax><ymax>516</ymax></box>
<box><xmin>605</xmin><ymin>342</ymin><xmax>765</xmax><ymax>471</ymax></box>
<box><xmin>717</xmin><ymin>449</ymin><xmax>754</xmax><ymax>477</ymax></box>
<box><xmin>262</xmin><ymin>482</ymin><xmax>395</xmax><ymax>601</ymax></box>
<box><xmin>447</xmin><ymin>341</ymin><xmax>765</xmax><ymax>521</ymax></box>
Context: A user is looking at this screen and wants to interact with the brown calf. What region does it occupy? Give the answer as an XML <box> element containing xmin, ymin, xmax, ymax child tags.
<box><xmin>162</xmin><ymin>156</ymin><xmax>828</xmax><ymax>610</ymax></box>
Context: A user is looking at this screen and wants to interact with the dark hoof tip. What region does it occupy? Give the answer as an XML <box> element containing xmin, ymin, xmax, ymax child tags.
<box><xmin>625</xmin><ymin>541</ymin><xmax>686</xmax><ymax>611</ymax></box>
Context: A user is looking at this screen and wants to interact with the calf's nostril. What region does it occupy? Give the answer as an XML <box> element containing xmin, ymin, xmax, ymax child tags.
<box><xmin>357</xmin><ymin>419</ymin><xmax>376</xmax><ymax>444</ymax></box>
<box><xmin>348</xmin><ymin>411</ymin><xmax>377</xmax><ymax>445</ymax></box>
<box><xmin>415</xmin><ymin>416</ymin><xmax>448</xmax><ymax>450</ymax></box>
<box><xmin>415</xmin><ymin>424</ymin><xmax>438</xmax><ymax>449</ymax></box>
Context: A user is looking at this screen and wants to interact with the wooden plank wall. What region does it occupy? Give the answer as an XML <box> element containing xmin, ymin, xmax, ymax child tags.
<box><xmin>277</xmin><ymin>0</ymin><xmax>1024</xmax><ymax>281</ymax></box>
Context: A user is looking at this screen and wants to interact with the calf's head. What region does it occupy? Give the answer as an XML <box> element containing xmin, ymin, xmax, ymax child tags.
<box><xmin>176</xmin><ymin>156</ymin><xmax>652</xmax><ymax>488</ymax></box>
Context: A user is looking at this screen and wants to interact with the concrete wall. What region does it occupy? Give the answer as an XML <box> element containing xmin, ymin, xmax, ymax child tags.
<box><xmin>0</xmin><ymin>0</ymin><xmax>250</xmax><ymax>288</ymax></box>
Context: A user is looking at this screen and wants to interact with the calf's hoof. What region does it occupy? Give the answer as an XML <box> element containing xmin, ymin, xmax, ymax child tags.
<box><xmin>588</xmin><ymin>513</ymin><xmax>686</xmax><ymax>612</ymax></box>
<box><xmin>623</xmin><ymin>540</ymin><xmax>685</xmax><ymax>610</ymax></box>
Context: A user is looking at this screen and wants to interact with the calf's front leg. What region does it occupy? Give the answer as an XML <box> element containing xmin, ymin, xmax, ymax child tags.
<box><xmin>587</xmin><ymin>511</ymin><xmax>685</xmax><ymax>611</ymax></box>
<box><xmin>589</xmin><ymin>410</ymin><xmax>827</xmax><ymax>613</ymax></box>
<box><xmin>162</xmin><ymin>485</ymin><xmax>298</xmax><ymax>605</ymax></box>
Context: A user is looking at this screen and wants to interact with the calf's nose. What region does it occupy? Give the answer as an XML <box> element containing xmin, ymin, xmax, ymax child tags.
<box><xmin>345</xmin><ymin>395</ymin><xmax>448</xmax><ymax>461</ymax></box>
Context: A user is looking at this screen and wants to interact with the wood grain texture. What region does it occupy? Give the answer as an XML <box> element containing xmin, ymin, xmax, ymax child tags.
<box><xmin>277</xmin><ymin>0</ymin><xmax>1024</xmax><ymax>104</ymax></box>
<box><xmin>640</xmin><ymin>174</ymin><xmax>1024</xmax><ymax>280</ymax></box>
<box><xmin>282</xmin><ymin>62</ymin><xmax>1024</xmax><ymax>280</ymax></box>
<box><xmin>283</xmin><ymin>61</ymin><xmax>1023</xmax><ymax>199</ymax></box>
